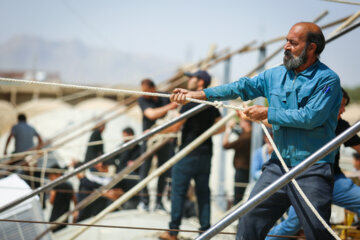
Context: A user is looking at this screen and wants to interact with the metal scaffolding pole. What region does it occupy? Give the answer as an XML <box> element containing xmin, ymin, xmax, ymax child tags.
<box><xmin>196</xmin><ymin>121</ymin><xmax>360</xmax><ymax>240</ymax></box>
<box><xmin>0</xmin><ymin>103</ymin><xmax>210</xmax><ymax>214</ymax></box>
<box><xmin>217</xmin><ymin>57</ymin><xmax>231</xmax><ymax>211</ymax></box>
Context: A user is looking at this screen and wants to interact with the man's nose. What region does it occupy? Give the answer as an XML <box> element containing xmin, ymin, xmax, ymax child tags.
<box><xmin>284</xmin><ymin>42</ymin><xmax>290</xmax><ymax>51</ymax></box>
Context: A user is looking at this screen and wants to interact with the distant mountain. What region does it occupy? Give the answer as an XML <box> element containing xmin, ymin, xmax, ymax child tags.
<box><xmin>0</xmin><ymin>35</ymin><xmax>179</xmax><ymax>85</ymax></box>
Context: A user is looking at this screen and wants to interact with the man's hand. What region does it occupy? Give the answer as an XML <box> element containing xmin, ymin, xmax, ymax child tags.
<box><xmin>72</xmin><ymin>211</ymin><xmax>79</xmax><ymax>223</ymax></box>
<box><xmin>244</xmin><ymin>105</ymin><xmax>268</xmax><ymax>121</ymax></box>
<box><xmin>170</xmin><ymin>88</ymin><xmax>206</xmax><ymax>105</ymax></box>
<box><xmin>168</xmin><ymin>102</ymin><xmax>178</xmax><ymax>110</ymax></box>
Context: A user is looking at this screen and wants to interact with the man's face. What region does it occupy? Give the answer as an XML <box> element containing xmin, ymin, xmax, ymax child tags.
<box><xmin>338</xmin><ymin>97</ymin><xmax>347</xmax><ymax>120</ymax></box>
<box><xmin>283</xmin><ymin>25</ymin><xmax>309</xmax><ymax>70</ymax></box>
<box><xmin>141</xmin><ymin>84</ymin><xmax>155</xmax><ymax>98</ymax></box>
<box><xmin>187</xmin><ymin>77</ymin><xmax>199</xmax><ymax>91</ymax></box>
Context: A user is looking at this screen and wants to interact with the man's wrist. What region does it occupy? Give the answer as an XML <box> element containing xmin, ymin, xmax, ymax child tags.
<box><xmin>192</xmin><ymin>90</ymin><xmax>206</xmax><ymax>100</ymax></box>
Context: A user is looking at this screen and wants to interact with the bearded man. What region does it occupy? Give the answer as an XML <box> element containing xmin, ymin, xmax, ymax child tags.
<box><xmin>170</xmin><ymin>22</ymin><xmax>342</xmax><ymax>240</ymax></box>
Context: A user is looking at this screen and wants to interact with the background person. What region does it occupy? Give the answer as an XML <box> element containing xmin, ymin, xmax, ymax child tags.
<box><xmin>137</xmin><ymin>78</ymin><xmax>177</xmax><ymax>212</ymax></box>
<box><xmin>4</xmin><ymin>113</ymin><xmax>43</xmax><ymax>157</ymax></box>
<box><xmin>159</xmin><ymin>70</ymin><xmax>222</xmax><ymax>240</ymax></box>
<box><xmin>222</xmin><ymin>119</ymin><xmax>252</xmax><ymax>205</ymax></box>
<box><xmin>47</xmin><ymin>164</ymin><xmax>77</xmax><ymax>232</ymax></box>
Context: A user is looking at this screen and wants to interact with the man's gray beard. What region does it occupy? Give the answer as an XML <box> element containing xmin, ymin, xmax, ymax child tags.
<box><xmin>283</xmin><ymin>47</ymin><xmax>308</xmax><ymax>70</ymax></box>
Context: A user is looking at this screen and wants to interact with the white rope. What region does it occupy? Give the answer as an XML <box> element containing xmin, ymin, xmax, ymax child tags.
<box><xmin>260</xmin><ymin>123</ymin><xmax>341</xmax><ymax>240</ymax></box>
<box><xmin>0</xmin><ymin>77</ymin><xmax>245</xmax><ymax>111</ymax></box>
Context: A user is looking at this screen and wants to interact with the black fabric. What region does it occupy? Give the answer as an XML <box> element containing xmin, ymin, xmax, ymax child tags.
<box><xmin>49</xmin><ymin>182</ymin><xmax>73</xmax><ymax>232</ymax></box>
<box><xmin>84</xmin><ymin>129</ymin><xmax>103</xmax><ymax>163</ymax></box>
<box><xmin>234</xmin><ymin>168</ymin><xmax>249</xmax><ymax>205</ymax></box>
<box><xmin>179</xmin><ymin>102</ymin><xmax>221</xmax><ymax>156</ymax></box>
<box><xmin>334</xmin><ymin>118</ymin><xmax>360</xmax><ymax>174</ymax></box>
<box><xmin>137</xmin><ymin>96</ymin><xmax>170</xmax><ymax>131</ymax></box>
<box><xmin>77</xmin><ymin>177</ymin><xmax>110</xmax><ymax>222</ymax></box>
<box><xmin>139</xmin><ymin>141</ymin><xmax>174</xmax><ymax>205</ymax></box>
<box><xmin>112</xmin><ymin>144</ymin><xmax>141</xmax><ymax>174</ymax></box>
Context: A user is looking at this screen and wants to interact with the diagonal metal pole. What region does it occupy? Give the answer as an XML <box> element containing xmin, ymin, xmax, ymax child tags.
<box><xmin>196</xmin><ymin>121</ymin><xmax>360</xmax><ymax>240</ymax></box>
<box><xmin>0</xmin><ymin>104</ymin><xmax>210</xmax><ymax>214</ymax></box>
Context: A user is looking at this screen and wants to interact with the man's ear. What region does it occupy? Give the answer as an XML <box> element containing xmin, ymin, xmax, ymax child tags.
<box><xmin>308</xmin><ymin>42</ymin><xmax>317</xmax><ymax>54</ymax></box>
<box><xmin>198</xmin><ymin>79</ymin><xmax>205</xmax><ymax>88</ymax></box>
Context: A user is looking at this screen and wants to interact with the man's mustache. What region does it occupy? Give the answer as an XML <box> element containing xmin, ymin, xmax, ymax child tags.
<box><xmin>284</xmin><ymin>50</ymin><xmax>293</xmax><ymax>57</ymax></box>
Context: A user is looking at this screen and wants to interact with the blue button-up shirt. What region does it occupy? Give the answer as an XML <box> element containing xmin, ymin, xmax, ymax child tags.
<box><xmin>204</xmin><ymin>61</ymin><xmax>342</xmax><ymax>166</ymax></box>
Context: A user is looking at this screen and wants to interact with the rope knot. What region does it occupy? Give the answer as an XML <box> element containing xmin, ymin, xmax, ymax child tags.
<box><xmin>213</xmin><ymin>101</ymin><xmax>224</xmax><ymax>109</ymax></box>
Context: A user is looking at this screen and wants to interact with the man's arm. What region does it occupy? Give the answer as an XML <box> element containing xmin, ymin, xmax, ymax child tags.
<box><xmin>171</xmin><ymin>74</ymin><xmax>266</xmax><ymax>105</ymax></box>
<box><xmin>143</xmin><ymin>102</ymin><xmax>178</xmax><ymax>120</ymax></box>
<box><xmin>49</xmin><ymin>190</ymin><xmax>56</xmax><ymax>204</ymax></box>
<box><xmin>4</xmin><ymin>133</ymin><xmax>13</xmax><ymax>155</ymax></box>
<box><xmin>36</xmin><ymin>134</ymin><xmax>43</xmax><ymax>149</ymax></box>
<box><xmin>161</xmin><ymin>117</ymin><xmax>186</xmax><ymax>133</ymax></box>
<box><xmin>268</xmin><ymin>76</ymin><xmax>341</xmax><ymax>129</ymax></box>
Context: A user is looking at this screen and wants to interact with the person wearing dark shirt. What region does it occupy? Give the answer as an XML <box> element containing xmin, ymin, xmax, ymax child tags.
<box><xmin>47</xmin><ymin>165</ymin><xmax>76</xmax><ymax>232</ymax></box>
<box><xmin>84</xmin><ymin>122</ymin><xmax>105</xmax><ymax>163</ymax></box>
<box><xmin>76</xmin><ymin>161</ymin><xmax>113</xmax><ymax>222</ymax></box>
<box><xmin>137</xmin><ymin>79</ymin><xmax>178</xmax><ymax>212</ymax></box>
<box><xmin>159</xmin><ymin>70</ymin><xmax>222</xmax><ymax>240</ymax></box>
<box><xmin>267</xmin><ymin>89</ymin><xmax>360</xmax><ymax>240</ymax></box>
<box><xmin>112</xmin><ymin>127</ymin><xmax>141</xmax><ymax>209</ymax></box>
<box><xmin>223</xmin><ymin>119</ymin><xmax>252</xmax><ymax>204</ymax></box>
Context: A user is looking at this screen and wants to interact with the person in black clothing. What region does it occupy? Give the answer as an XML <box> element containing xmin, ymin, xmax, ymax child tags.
<box><xmin>47</xmin><ymin>164</ymin><xmax>76</xmax><ymax>232</ymax></box>
<box><xmin>112</xmin><ymin>127</ymin><xmax>141</xmax><ymax>209</ymax></box>
<box><xmin>137</xmin><ymin>79</ymin><xmax>178</xmax><ymax>212</ymax></box>
<box><xmin>84</xmin><ymin>122</ymin><xmax>105</xmax><ymax>163</ymax></box>
<box><xmin>76</xmin><ymin>161</ymin><xmax>113</xmax><ymax>222</ymax></box>
<box><xmin>159</xmin><ymin>70</ymin><xmax>223</xmax><ymax>240</ymax></box>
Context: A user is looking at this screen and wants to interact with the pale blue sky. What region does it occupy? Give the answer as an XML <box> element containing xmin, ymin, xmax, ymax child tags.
<box><xmin>0</xmin><ymin>0</ymin><xmax>359</xmax><ymax>86</ymax></box>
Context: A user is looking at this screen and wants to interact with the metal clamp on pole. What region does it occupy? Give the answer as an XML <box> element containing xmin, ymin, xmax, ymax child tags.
<box><xmin>196</xmin><ymin>121</ymin><xmax>360</xmax><ymax>240</ymax></box>
<box><xmin>0</xmin><ymin>103</ymin><xmax>210</xmax><ymax>214</ymax></box>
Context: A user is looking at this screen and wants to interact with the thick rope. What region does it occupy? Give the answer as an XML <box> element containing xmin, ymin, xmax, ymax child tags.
<box><xmin>0</xmin><ymin>77</ymin><xmax>245</xmax><ymax>111</ymax></box>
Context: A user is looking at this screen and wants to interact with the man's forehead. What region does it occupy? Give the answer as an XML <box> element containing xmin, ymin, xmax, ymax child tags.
<box><xmin>287</xmin><ymin>24</ymin><xmax>308</xmax><ymax>41</ymax></box>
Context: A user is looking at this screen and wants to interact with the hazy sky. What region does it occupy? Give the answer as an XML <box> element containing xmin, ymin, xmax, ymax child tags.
<box><xmin>0</xmin><ymin>0</ymin><xmax>359</xmax><ymax>86</ymax></box>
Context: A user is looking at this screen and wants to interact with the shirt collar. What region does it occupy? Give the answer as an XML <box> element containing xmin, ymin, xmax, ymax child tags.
<box><xmin>298</xmin><ymin>59</ymin><xmax>320</xmax><ymax>77</ymax></box>
<box><xmin>287</xmin><ymin>59</ymin><xmax>320</xmax><ymax>77</ymax></box>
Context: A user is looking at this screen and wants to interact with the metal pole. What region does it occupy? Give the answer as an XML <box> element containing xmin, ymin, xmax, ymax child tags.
<box><xmin>326</xmin><ymin>21</ymin><xmax>360</xmax><ymax>44</ymax></box>
<box><xmin>0</xmin><ymin>103</ymin><xmax>210</xmax><ymax>214</ymax></box>
<box><xmin>217</xmin><ymin>58</ymin><xmax>231</xmax><ymax>211</ymax></box>
<box><xmin>249</xmin><ymin>46</ymin><xmax>266</xmax><ymax>180</ymax></box>
<box><xmin>196</xmin><ymin>121</ymin><xmax>360</xmax><ymax>240</ymax></box>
